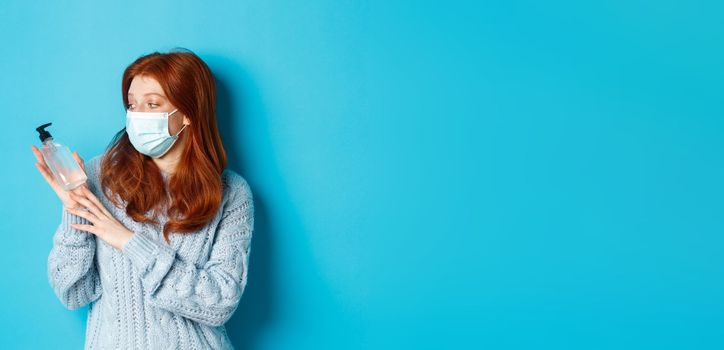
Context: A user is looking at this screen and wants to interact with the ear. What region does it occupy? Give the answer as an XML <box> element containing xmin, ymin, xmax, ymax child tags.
<box><xmin>182</xmin><ymin>116</ymin><xmax>191</xmax><ymax>126</ymax></box>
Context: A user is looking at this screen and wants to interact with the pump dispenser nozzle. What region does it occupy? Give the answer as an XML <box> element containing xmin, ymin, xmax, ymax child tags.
<box><xmin>36</xmin><ymin>122</ymin><xmax>53</xmax><ymax>142</ymax></box>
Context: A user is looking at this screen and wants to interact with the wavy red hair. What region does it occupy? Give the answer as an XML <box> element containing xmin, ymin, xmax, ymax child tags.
<box><xmin>100</xmin><ymin>49</ymin><xmax>227</xmax><ymax>243</ymax></box>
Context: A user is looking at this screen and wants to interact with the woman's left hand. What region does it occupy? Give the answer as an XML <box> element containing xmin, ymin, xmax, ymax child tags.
<box><xmin>67</xmin><ymin>185</ymin><xmax>134</xmax><ymax>251</ymax></box>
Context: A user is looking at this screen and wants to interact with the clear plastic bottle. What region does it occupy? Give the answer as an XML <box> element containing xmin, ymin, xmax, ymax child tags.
<box><xmin>36</xmin><ymin>123</ymin><xmax>87</xmax><ymax>191</ymax></box>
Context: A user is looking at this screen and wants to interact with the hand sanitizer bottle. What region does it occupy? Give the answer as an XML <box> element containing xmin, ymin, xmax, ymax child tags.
<box><xmin>36</xmin><ymin>122</ymin><xmax>88</xmax><ymax>191</ymax></box>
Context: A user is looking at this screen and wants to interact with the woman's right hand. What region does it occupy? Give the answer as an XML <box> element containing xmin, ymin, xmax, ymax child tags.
<box><xmin>31</xmin><ymin>145</ymin><xmax>87</xmax><ymax>210</ymax></box>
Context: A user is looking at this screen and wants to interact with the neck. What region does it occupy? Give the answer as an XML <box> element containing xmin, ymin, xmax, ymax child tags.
<box><xmin>153</xmin><ymin>156</ymin><xmax>180</xmax><ymax>174</ymax></box>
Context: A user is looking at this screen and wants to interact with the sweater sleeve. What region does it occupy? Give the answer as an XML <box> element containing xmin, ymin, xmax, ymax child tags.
<box><xmin>121</xmin><ymin>183</ymin><xmax>254</xmax><ymax>327</ymax></box>
<box><xmin>47</xmin><ymin>208</ymin><xmax>102</xmax><ymax>310</ymax></box>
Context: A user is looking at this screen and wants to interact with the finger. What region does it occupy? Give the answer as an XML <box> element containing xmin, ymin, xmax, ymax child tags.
<box><xmin>31</xmin><ymin>145</ymin><xmax>45</xmax><ymax>164</ymax></box>
<box><xmin>79</xmin><ymin>185</ymin><xmax>112</xmax><ymax>217</ymax></box>
<box><xmin>35</xmin><ymin>160</ymin><xmax>53</xmax><ymax>178</ymax></box>
<box><xmin>70</xmin><ymin>223</ymin><xmax>99</xmax><ymax>235</ymax></box>
<box><xmin>71</xmin><ymin>183</ymin><xmax>90</xmax><ymax>195</ymax></box>
<box><xmin>35</xmin><ymin>162</ymin><xmax>53</xmax><ymax>183</ymax></box>
<box><xmin>67</xmin><ymin>207</ymin><xmax>99</xmax><ymax>224</ymax></box>
<box><xmin>32</xmin><ymin>148</ymin><xmax>55</xmax><ymax>180</ymax></box>
<box><xmin>35</xmin><ymin>162</ymin><xmax>60</xmax><ymax>189</ymax></box>
<box><xmin>72</xmin><ymin>151</ymin><xmax>85</xmax><ymax>172</ymax></box>
<box><xmin>69</xmin><ymin>191</ymin><xmax>104</xmax><ymax>219</ymax></box>
<box><xmin>64</xmin><ymin>203</ymin><xmax>84</xmax><ymax>210</ymax></box>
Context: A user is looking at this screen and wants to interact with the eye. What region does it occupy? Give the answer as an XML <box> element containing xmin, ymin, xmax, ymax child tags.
<box><xmin>127</xmin><ymin>103</ymin><xmax>135</xmax><ymax>110</ymax></box>
<box><xmin>148</xmin><ymin>103</ymin><xmax>160</xmax><ymax>108</ymax></box>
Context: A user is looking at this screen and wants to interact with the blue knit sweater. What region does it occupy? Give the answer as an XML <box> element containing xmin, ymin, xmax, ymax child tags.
<box><xmin>47</xmin><ymin>154</ymin><xmax>254</xmax><ymax>349</ymax></box>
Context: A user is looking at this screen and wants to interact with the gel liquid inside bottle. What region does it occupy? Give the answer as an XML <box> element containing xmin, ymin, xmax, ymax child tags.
<box><xmin>36</xmin><ymin>123</ymin><xmax>88</xmax><ymax>191</ymax></box>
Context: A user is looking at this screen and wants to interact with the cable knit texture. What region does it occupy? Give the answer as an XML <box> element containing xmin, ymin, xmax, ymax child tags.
<box><xmin>47</xmin><ymin>154</ymin><xmax>254</xmax><ymax>350</ymax></box>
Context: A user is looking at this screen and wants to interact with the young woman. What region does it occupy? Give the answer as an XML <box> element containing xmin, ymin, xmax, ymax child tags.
<box><xmin>31</xmin><ymin>49</ymin><xmax>254</xmax><ymax>349</ymax></box>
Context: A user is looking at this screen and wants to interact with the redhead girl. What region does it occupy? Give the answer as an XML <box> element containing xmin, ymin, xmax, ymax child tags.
<box><xmin>32</xmin><ymin>49</ymin><xmax>254</xmax><ymax>350</ymax></box>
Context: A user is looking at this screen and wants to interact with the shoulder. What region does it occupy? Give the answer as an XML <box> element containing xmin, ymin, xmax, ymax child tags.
<box><xmin>221</xmin><ymin>168</ymin><xmax>254</xmax><ymax>209</ymax></box>
<box><xmin>83</xmin><ymin>153</ymin><xmax>105</xmax><ymax>189</ymax></box>
<box><xmin>86</xmin><ymin>154</ymin><xmax>103</xmax><ymax>172</ymax></box>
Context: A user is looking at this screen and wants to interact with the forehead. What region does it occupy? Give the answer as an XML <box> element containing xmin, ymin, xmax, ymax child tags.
<box><xmin>128</xmin><ymin>75</ymin><xmax>166</xmax><ymax>98</ymax></box>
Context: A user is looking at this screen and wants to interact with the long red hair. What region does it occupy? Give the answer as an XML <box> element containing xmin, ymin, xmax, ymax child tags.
<box><xmin>100</xmin><ymin>49</ymin><xmax>227</xmax><ymax>243</ymax></box>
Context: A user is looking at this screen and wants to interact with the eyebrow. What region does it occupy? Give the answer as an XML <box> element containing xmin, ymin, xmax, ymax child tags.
<box><xmin>127</xmin><ymin>92</ymin><xmax>166</xmax><ymax>98</ymax></box>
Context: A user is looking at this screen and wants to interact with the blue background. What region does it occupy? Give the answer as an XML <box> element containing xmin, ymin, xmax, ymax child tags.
<box><xmin>1</xmin><ymin>0</ymin><xmax>723</xmax><ymax>349</ymax></box>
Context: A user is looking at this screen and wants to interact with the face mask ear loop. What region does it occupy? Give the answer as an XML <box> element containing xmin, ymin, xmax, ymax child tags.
<box><xmin>167</xmin><ymin>108</ymin><xmax>179</xmax><ymax>117</ymax></box>
<box><xmin>173</xmin><ymin>123</ymin><xmax>189</xmax><ymax>137</ymax></box>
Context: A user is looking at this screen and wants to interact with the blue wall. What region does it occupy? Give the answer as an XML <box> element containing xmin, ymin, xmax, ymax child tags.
<box><xmin>2</xmin><ymin>0</ymin><xmax>723</xmax><ymax>349</ymax></box>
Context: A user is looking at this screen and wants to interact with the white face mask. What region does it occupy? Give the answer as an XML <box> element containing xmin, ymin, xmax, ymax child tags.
<box><xmin>125</xmin><ymin>108</ymin><xmax>188</xmax><ymax>158</ymax></box>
